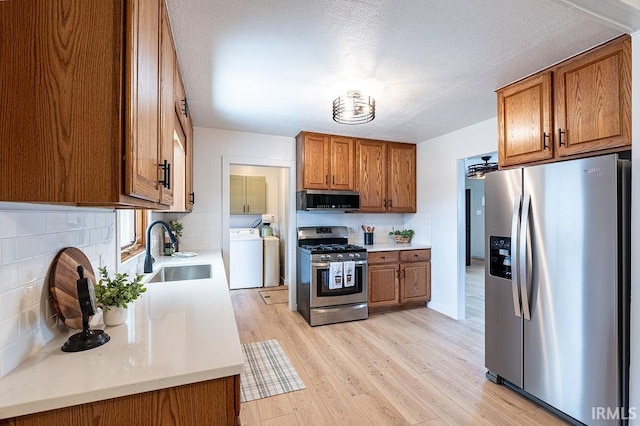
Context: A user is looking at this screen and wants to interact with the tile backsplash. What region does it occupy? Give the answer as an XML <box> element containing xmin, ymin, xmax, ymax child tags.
<box><xmin>0</xmin><ymin>204</ymin><xmax>116</xmax><ymax>378</ymax></box>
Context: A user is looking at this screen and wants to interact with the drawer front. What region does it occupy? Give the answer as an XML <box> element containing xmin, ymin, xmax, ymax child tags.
<box><xmin>400</xmin><ymin>249</ymin><xmax>431</xmax><ymax>263</ymax></box>
<box><xmin>367</xmin><ymin>250</ymin><xmax>400</xmax><ymax>265</ymax></box>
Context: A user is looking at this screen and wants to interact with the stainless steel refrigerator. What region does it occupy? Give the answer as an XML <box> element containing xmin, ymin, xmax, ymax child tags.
<box><xmin>484</xmin><ymin>154</ymin><xmax>630</xmax><ymax>425</ymax></box>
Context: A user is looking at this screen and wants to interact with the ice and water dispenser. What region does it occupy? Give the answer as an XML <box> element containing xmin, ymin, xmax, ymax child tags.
<box><xmin>489</xmin><ymin>236</ymin><xmax>511</xmax><ymax>279</ymax></box>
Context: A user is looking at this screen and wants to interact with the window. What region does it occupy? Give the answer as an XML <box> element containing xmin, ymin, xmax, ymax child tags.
<box><xmin>119</xmin><ymin>209</ymin><xmax>147</xmax><ymax>261</ymax></box>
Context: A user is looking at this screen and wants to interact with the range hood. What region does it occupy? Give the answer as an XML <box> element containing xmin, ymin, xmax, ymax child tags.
<box><xmin>296</xmin><ymin>190</ymin><xmax>360</xmax><ymax>212</ymax></box>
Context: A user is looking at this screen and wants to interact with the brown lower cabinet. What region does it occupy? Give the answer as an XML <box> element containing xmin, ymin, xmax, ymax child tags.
<box><xmin>368</xmin><ymin>249</ymin><xmax>431</xmax><ymax>308</ymax></box>
<box><xmin>0</xmin><ymin>375</ymin><xmax>241</xmax><ymax>426</ymax></box>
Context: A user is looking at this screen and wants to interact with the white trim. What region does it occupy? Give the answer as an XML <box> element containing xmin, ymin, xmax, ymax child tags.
<box><xmin>222</xmin><ymin>156</ymin><xmax>297</xmax><ymax>310</ymax></box>
<box><xmin>455</xmin><ymin>159</ymin><xmax>466</xmax><ymax>320</ymax></box>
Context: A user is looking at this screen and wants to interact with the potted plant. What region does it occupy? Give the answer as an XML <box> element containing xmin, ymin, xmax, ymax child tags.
<box><xmin>389</xmin><ymin>229</ymin><xmax>415</xmax><ymax>243</ymax></box>
<box><xmin>168</xmin><ymin>220</ymin><xmax>184</xmax><ymax>253</ymax></box>
<box><xmin>95</xmin><ymin>266</ymin><xmax>146</xmax><ymax>327</ymax></box>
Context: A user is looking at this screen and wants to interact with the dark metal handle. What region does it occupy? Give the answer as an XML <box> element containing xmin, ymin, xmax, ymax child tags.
<box><xmin>389</xmin><ymin>199</ymin><xmax>393</xmax><ymax>208</ymax></box>
<box><xmin>166</xmin><ymin>163</ymin><xmax>171</xmax><ymax>190</ymax></box>
<box><xmin>182</xmin><ymin>98</ymin><xmax>188</xmax><ymax>117</ymax></box>
<box><xmin>332</xmin><ymin>175</ymin><xmax>335</xmax><ymax>185</ymax></box>
<box><xmin>247</xmin><ymin>204</ymin><xmax>250</xmax><ymax>212</ymax></box>
<box><xmin>384</xmin><ymin>199</ymin><xmax>387</xmax><ymax>207</ymax></box>
<box><xmin>558</xmin><ymin>129</ymin><xmax>565</xmax><ymax>146</ymax></box>
<box><xmin>543</xmin><ymin>132</ymin><xmax>549</xmax><ymax>149</ymax></box>
<box><xmin>325</xmin><ymin>175</ymin><xmax>328</xmax><ymax>185</ymax></box>
<box><xmin>189</xmin><ymin>192</ymin><xmax>195</xmax><ymax>204</ymax></box>
<box><xmin>158</xmin><ymin>160</ymin><xmax>168</xmax><ymax>187</ymax></box>
<box><xmin>402</xmin><ymin>269</ymin><xmax>406</xmax><ymax>279</ymax></box>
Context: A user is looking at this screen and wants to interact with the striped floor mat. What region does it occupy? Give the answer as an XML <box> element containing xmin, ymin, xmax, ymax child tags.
<box><xmin>240</xmin><ymin>339</ymin><xmax>305</xmax><ymax>402</ymax></box>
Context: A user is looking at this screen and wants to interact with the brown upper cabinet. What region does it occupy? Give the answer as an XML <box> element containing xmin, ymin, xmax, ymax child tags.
<box><xmin>355</xmin><ymin>140</ymin><xmax>417</xmax><ymax>213</ymax></box>
<box><xmin>0</xmin><ymin>0</ymin><xmax>191</xmax><ymax>209</ymax></box>
<box><xmin>497</xmin><ymin>35</ymin><xmax>631</xmax><ymax>168</ymax></box>
<box><xmin>296</xmin><ymin>132</ymin><xmax>355</xmax><ymax>191</ymax></box>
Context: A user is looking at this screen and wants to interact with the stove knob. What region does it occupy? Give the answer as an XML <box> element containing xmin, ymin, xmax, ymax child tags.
<box><xmin>355</xmin><ymin>253</ymin><xmax>361</xmax><ymax>258</ymax></box>
<box><xmin>325</xmin><ymin>254</ymin><xmax>331</xmax><ymax>260</ymax></box>
<box><xmin>348</xmin><ymin>253</ymin><xmax>355</xmax><ymax>258</ymax></box>
<box><xmin>337</xmin><ymin>254</ymin><xmax>343</xmax><ymax>260</ymax></box>
<box><xmin>320</xmin><ymin>255</ymin><xmax>326</xmax><ymax>261</ymax></box>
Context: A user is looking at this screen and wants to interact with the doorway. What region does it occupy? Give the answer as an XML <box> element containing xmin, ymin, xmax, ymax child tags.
<box><xmin>221</xmin><ymin>156</ymin><xmax>297</xmax><ymax>310</ymax></box>
<box><xmin>462</xmin><ymin>153</ymin><xmax>496</xmax><ymax>321</ymax></box>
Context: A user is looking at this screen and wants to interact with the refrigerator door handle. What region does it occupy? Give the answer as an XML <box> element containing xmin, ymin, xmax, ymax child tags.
<box><xmin>520</xmin><ymin>194</ymin><xmax>532</xmax><ymax>321</ymax></box>
<box><xmin>511</xmin><ymin>195</ymin><xmax>522</xmax><ymax>318</ymax></box>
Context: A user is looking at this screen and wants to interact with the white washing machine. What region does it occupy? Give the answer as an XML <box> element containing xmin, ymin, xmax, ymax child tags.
<box><xmin>229</xmin><ymin>228</ymin><xmax>263</xmax><ymax>289</ymax></box>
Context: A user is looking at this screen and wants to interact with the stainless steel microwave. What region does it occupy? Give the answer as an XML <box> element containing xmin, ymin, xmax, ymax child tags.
<box><xmin>296</xmin><ymin>190</ymin><xmax>360</xmax><ymax>211</ymax></box>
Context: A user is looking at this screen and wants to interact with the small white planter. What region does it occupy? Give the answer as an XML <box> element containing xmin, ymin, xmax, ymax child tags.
<box><xmin>103</xmin><ymin>306</ymin><xmax>128</xmax><ymax>327</ymax></box>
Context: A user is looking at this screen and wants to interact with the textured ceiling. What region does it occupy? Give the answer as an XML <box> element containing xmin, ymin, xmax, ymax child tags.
<box><xmin>165</xmin><ymin>0</ymin><xmax>623</xmax><ymax>143</ymax></box>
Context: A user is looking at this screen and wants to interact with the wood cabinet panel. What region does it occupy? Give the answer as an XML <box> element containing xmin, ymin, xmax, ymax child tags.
<box><xmin>159</xmin><ymin>2</ymin><xmax>175</xmax><ymax>205</ymax></box>
<box><xmin>400</xmin><ymin>250</ymin><xmax>431</xmax><ymax>263</ymax></box>
<box><xmin>368</xmin><ymin>249</ymin><xmax>431</xmax><ymax>309</ymax></box>
<box><xmin>355</xmin><ymin>139</ymin><xmax>387</xmax><ymax>212</ymax></box>
<box><xmin>498</xmin><ymin>72</ymin><xmax>553</xmax><ymax>167</ymax></box>
<box><xmin>387</xmin><ymin>143</ymin><xmax>416</xmax><ymax>213</ymax></box>
<box><xmin>400</xmin><ymin>261</ymin><xmax>431</xmax><ymax>303</ymax></box>
<box><xmin>0</xmin><ymin>0</ymin><xmax>191</xmax><ymax>208</ymax></box>
<box><xmin>330</xmin><ymin>136</ymin><xmax>355</xmax><ymax>190</ymax></box>
<box><xmin>368</xmin><ymin>251</ymin><xmax>400</xmax><ymax>265</ymax></box>
<box><xmin>0</xmin><ymin>0</ymin><xmax>124</xmax><ymax>204</ymax></box>
<box><xmin>554</xmin><ymin>36</ymin><xmax>631</xmax><ymax>157</ymax></box>
<box><xmin>369</xmin><ymin>263</ymin><xmax>400</xmax><ymax>308</ymax></box>
<box><xmin>125</xmin><ymin>0</ymin><xmax>162</xmax><ymax>202</ymax></box>
<box><xmin>299</xmin><ymin>134</ymin><xmax>330</xmax><ymax>189</ymax></box>
<box><xmin>0</xmin><ymin>375</ymin><xmax>240</xmax><ymax>426</ymax></box>
<box><xmin>497</xmin><ymin>35</ymin><xmax>631</xmax><ymax>168</ymax></box>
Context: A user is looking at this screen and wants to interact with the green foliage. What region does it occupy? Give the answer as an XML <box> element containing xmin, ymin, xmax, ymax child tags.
<box><xmin>169</xmin><ymin>220</ymin><xmax>183</xmax><ymax>238</ymax></box>
<box><xmin>95</xmin><ymin>266</ymin><xmax>146</xmax><ymax>311</ymax></box>
<box><xmin>388</xmin><ymin>229</ymin><xmax>415</xmax><ymax>238</ymax></box>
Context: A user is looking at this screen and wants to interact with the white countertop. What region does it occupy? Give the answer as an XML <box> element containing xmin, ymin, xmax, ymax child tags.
<box><xmin>0</xmin><ymin>251</ymin><xmax>243</xmax><ymax>420</ymax></box>
<box><xmin>365</xmin><ymin>242</ymin><xmax>431</xmax><ymax>252</ymax></box>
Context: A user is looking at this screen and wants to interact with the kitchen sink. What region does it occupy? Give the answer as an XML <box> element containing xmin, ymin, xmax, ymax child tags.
<box><xmin>148</xmin><ymin>264</ymin><xmax>212</xmax><ymax>283</ymax></box>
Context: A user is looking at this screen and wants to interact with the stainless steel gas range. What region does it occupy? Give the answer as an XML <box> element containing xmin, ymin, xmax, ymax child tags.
<box><xmin>297</xmin><ymin>226</ymin><xmax>368</xmax><ymax>326</ymax></box>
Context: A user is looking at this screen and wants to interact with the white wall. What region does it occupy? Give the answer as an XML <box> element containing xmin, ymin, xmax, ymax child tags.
<box><xmin>174</xmin><ymin>127</ymin><xmax>295</xmax><ymax>252</ymax></box>
<box><xmin>628</xmin><ymin>31</ymin><xmax>639</xmax><ymax>426</ymax></box>
<box><xmin>415</xmin><ymin>117</ymin><xmax>497</xmax><ymax>319</ymax></box>
<box><xmin>0</xmin><ymin>204</ymin><xmax>116</xmax><ymax>377</ymax></box>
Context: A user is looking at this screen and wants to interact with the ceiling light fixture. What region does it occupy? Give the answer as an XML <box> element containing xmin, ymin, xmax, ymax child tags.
<box><xmin>467</xmin><ymin>156</ymin><xmax>498</xmax><ymax>179</ymax></box>
<box><xmin>332</xmin><ymin>90</ymin><xmax>375</xmax><ymax>125</ymax></box>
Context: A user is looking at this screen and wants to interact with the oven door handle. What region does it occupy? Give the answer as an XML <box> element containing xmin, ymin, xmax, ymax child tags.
<box><xmin>311</xmin><ymin>260</ymin><xmax>368</xmax><ymax>268</ymax></box>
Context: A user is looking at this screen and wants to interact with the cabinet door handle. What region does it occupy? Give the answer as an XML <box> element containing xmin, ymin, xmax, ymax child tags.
<box><xmin>325</xmin><ymin>175</ymin><xmax>328</xmax><ymax>185</ymax></box>
<box><xmin>332</xmin><ymin>175</ymin><xmax>335</xmax><ymax>185</ymax></box>
<box><xmin>389</xmin><ymin>199</ymin><xmax>393</xmax><ymax>208</ymax></box>
<box><xmin>158</xmin><ymin>160</ymin><xmax>168</xmax><ymax>188</ymax></box>
<box><xmin>543</xmin><ymin>132</ymin><xmax>549</xmax><ymax>149</ymax></box>
<box><xmin>182</xmin><ymin>98</ymin><xmax>188</xmax><ymax>118</ymax></box>
<box><xmin>247</xmin><ymin>204</ymin><xmax>250</xmax><ymax>212</ymax></box>
<box><xmin>166</xmin><ymin>162</ymin><xmax>171</xmax><ymax>190</ymax></box>
<box><xmin>189</xmin><ymin>192</ymin><xmax>195</xmax><ymax>204</ymax></box>
<box><xmin>558</xmin><ymin>129</ymin><xmax>565</xmax><ymax>146</ymax></box>
<box><xmin>243</xmin><ymin>205</ymin><xmax>246</xmax><ymax>213</ymax></box>
<box><xmin>384</xmin><ymin>199</ymin><xmax>387</xmax><ymax>207</ymax></box>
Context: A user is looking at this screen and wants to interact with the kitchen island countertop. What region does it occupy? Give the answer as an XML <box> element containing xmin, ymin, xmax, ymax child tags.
<box><xmin>0</xmin><ymin>250</ymin><xmax>243</xmax><ymax>420</ymax></box>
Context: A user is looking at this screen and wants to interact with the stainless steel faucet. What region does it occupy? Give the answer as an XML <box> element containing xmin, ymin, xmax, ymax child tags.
<box><xmin>144</xmin><ymin>220</ymin><xmax>177</xmax><ymax>273</ymax></box>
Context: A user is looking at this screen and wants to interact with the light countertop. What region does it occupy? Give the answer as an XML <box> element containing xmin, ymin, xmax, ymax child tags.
<box><xmin>0</xmin><ymin>250</ymin><xmax>243</xmax><ymax>420</ymax></box>
<box><xmin>365</xmin><ymin>242</ymin><xmax>431</xmax><ymax>252</ymax></box>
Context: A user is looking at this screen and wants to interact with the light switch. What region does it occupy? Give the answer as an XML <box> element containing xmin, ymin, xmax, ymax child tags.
<box><xmin>476</xmin><ymin>210</ymin><xmax>482</xmax><ymax>216</ymax></box>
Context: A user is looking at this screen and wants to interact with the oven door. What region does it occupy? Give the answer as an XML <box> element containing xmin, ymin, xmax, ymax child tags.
<box><xmin>309</xmin><ymin>260</ymin><xmax>367</xmax><ymax>308</ymax></box>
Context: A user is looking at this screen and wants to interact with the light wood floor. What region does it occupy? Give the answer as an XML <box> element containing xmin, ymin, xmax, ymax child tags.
<box><xmin>230</xmin><ymin>262</ymin><xmax>568</xmax><ymax>425</ymax></box>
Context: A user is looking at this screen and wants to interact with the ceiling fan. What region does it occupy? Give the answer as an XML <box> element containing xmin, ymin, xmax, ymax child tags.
<box><xmin>467</xmin><ymin>156</ymin><xmax>498</xmax><ymax>179</ymax></box>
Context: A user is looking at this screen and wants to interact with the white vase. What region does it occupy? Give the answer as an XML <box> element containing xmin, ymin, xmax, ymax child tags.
<box><xmin>103</xmin><ymin>306</ymin><xmax>128</xmax><ymax>327</ymax></box>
